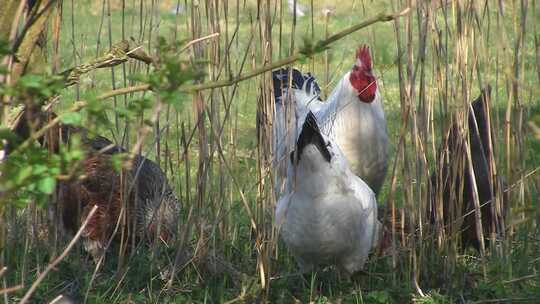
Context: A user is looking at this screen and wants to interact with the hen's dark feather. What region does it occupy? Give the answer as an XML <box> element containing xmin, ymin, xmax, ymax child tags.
<box><xmin>272</xmin><ymin>68</ymin><xmax>321</xmax><ymax>104</ymax></box>
<box><xmin>296</xmin><ymin>111</ymin><xmax>331</xmax><ymax>163</ymax></box>
<box><xmin>429</xmin><ymin>86</ymin><xmax>507</xmax><ymax>250</ymax></box>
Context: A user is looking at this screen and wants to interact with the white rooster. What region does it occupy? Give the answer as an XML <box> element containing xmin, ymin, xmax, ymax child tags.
<box><xmin>276</xmin><ymin>111</ymin><xmax>381</xmax><ymax>276</ymax></box>
<box><xmin>273</xmin><ymin>45</ymin><xmax>389</xmax><ymax>196</ymax></box>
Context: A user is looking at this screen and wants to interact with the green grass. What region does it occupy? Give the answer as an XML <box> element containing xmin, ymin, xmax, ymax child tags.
<box><xmin>2</xmin><ymin>0</ymin><xmax>540</xmax><ymax>303</ymax></box>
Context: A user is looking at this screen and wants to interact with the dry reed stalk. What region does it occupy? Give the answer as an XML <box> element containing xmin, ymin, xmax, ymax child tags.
<box><xmin>19</xmin><ymin>206</ymin><xmax>99</xmax><ymax>304</ymax></box>
<box><xmin>0</xmin><ymin>284</ymin><xmax>23</xmax><ymax>296</ymax></box>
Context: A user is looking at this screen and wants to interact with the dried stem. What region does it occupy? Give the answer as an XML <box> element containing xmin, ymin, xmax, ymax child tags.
<box><xmin>19</xmin><ymin>205</ymin><xmax>99</xmax><ymax>304</ymax></box>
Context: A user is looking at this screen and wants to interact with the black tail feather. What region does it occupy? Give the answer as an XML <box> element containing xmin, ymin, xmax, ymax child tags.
<box><xmin>469</xmin><ymin>85</ymin><xmax>491</xmax><ymax>156</ymax></box>
<box><xmin>272</xmin><ymin>68</ymin><xmax>321</xmax><ymax>104</ymax></box>
<box><xmin>296</xmin><ymin>112</ymin><xmax>331</xmax><ymax>163</ymax></box>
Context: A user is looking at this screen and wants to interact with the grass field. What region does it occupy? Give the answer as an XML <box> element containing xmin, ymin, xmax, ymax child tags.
<box><xmin>1</xmin><ymin>0</ymin><xmax>539</xmax><ymax>303</ymax></box>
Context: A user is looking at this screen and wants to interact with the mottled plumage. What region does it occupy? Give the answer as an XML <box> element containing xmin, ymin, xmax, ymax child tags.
<box><xmin>6</xmin><ymin>111</ymin><xmax>180</xmax><ymax>260</ymax></box>
<box><xmin>56</xmin><ymin>127</ymin><xmax>180</xmax><ymax>259</ymax></box>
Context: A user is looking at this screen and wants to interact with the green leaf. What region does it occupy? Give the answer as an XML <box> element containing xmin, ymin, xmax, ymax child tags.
<box><xmin>114</xmin><ymin>105</ymin><xmax>131</xmax><ymax>119</ymax></box>
<box><xmin>366</xmin><ymin>290</ymin><xmax>392</xmax><ymax>304</ymax></box>
<box><xmin>0</xmin><ymin>38</ymin><xmax>11</xmax><ymax>56</ymax></box>
<box><xmin>15</xmin><ymin>166</ymin><xmax>33</xmax><ymax>185</ymax></box>
<box><xmin>13</xmin><ymin>196</ymin><xmax>30</xmax><ymax>209</ymax></box>
<box><xmin>0</xmin><ymin>128</ymin><xmax>19</xmax><ymax>144</ymax></box>
<box><xmin>61</xmin><ymin>112</ymin><xmax>83</xmax><ymax>126</ymax></box>
<box><xmin>32</xmin><ymin>164</ymin><xmax>48</xmax><ymax>175</ymax></box>
<box><xmin>37</xmin><ymin>176</ymin><xmax>56</xmax><ymax>194</ymax></box>
<box><xmin>19</xmin><ymin>74</ymin><xmax>44</xmax><ymax>89</ymax></box>
<box><xmin>111</xmin><ymin>153</ymin><xmax>127</xmax><ymax>172</ymax></box>
<box><xmin>128</xmin><ymin>72</ymin><xmax>148</xmax><ymax>83</ymax></box>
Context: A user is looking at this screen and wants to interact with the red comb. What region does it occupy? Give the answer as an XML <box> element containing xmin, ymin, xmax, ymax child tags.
<box><xmin>356</xmin><ymin>45</ymin><xmax>372</xmax><ymax>70</ymax></box>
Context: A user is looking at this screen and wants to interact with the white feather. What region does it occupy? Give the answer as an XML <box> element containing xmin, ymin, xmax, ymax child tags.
<box><xmin>273</xmin><ymin>70</ymin><xmax>389</xmax><ymax>196</ymax></box>
<box><xmin>276</xmin><ymin>117</ymin><xmax>380</xmax><ymax>274</ymax></box>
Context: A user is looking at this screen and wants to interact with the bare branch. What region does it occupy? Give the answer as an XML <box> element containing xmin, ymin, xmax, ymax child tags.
<box><xmin>180</xmin><ymin>32</ymin><xmax>221</xmax><ymax>53</ymax></box>
<box><xmin>91</xmin><ymin>7</ymin><xmax>411</xmax><ymax>98</ymax></box>
<box><xmin>60</xmin><ymin>40</ymin><xmax>153</xmax><ymax>87</ymax></box>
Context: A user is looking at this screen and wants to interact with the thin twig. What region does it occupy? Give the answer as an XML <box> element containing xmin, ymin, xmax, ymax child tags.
<box><xmin>49</xmin><ymin>295</ymin><xmax>66</xmax><ymax>304</ymax></box>
<box><xmin>178</xmin><ymin>7</ymin><xmax>411</xmax><ymax>93</ymax></box>
<box><xmin>180</xmin><ymin>32</ymin><xmax>220</xmax><ymax>52</ymax></box>
<box><xmin>97</xmin><ymin>84</ymin><xmax>151</xmax><ymax>100</ymax></box>
<box><xmin>86</xmin><ymin>6</ymin><xmax>411</xmax><ymax>102</ymax></box>
<box><xmin>0</xmin><ymin>284</ymin><xmax>23</xmax><ymax>295</ymax></box>
<box><xmin>503</xmin><ymin>273</ymin><xmax>538</xmax><ymax>285</ymax></box>
<box><xmin>12</xmin><ymin>101</ymin><xmax>86</xmax><ymax>154</ymax></box>
<box><xmin>106</xmin><ymin>6</ymin><xmax>403</xmax><ymax>98</ymax></box>
<box><xmin>11</xmin><ymin>6</ymin><xmax>411</xmax><ymax>155</ymax></box>
<box><xmin>16</xmin><ymin>6</ymin><xmax>409</xmax><ymax>139</ymax></box>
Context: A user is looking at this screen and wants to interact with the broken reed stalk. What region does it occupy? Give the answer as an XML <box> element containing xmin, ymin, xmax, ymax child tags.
<box><xmin>0</xmin><ymin>0</ymin><xmax>24</xmax><ymax>101</ymax></box>
<box><xmin>0</xmin><ymin>267</ymin><xmax>23</xmax><ymax>296</ymax></box>
<box><xmin>389</xmin><ymin>0</ymin><xmax>407</xmax><ymax>286</ymax></box>
<box><xmin>0</xmin><ymin>0</ymin><xmax>49</xmax><ymax>122</ymax></box>
<box><xmin>512</xmin><ymin>0</ymin><xmax>529</xmax><ymax>235</ymax></box>
<box><xmin>388</xmin><ymin>0</ymin><xmax>526</xmax><ymax>291</ymax></box>
<box><xmin>189</xmin><ymin>1</ymin><xmax>207</xmax><ymax>282</ymax></box>
<box><xmin>256</xmin><ymin>0</ymin><xmax>275</xmax><ymax>295</ymax></box>
<box><xmin>388</xmin><ymin>0</ymin><xmax>426</xmax><ymax>292</ymax></box>
<box><xmin>458</xmin><ymin>0</ymin><xmax>488</xmax><ymax>277</ymax></box>
<box><xmin>9</xmin><ymin>0</ymin><xmax>57</xmax><ymax>84</ymax></box>
<box><xmin>0</xmin><ymin>283</ymin><xmax>23</xmax><ymax>296</ymax></box>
